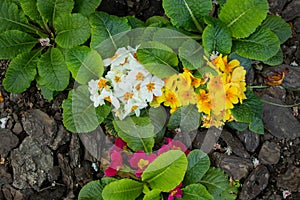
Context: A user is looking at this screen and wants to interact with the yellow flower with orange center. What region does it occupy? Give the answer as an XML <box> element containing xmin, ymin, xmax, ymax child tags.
<box><xmin>163</xmin><ymin>89</ymin><xmax>181</xmax><ymax>110</ymax></box>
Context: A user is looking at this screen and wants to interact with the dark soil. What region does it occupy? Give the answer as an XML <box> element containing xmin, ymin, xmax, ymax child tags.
<box><xmin>1</xmin><ymin>0</ymin><xmax>300</xmax><ymax>199</ymax></box>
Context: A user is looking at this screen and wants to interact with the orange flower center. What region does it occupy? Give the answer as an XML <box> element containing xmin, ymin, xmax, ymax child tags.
<box><xmin>146</xmin><ymin>82</ymin><xmax>155</xmax><ymax>92</ymax></box>
<box><xmin>135</xmin><ymin>72</ymin><xmax>145</xmax><ymax>81</ymax></box>
<box><xmin>98</xmin><ymin>79</ymin><xmax>107</xmax><ymax>89</ymax></box>
<box><xmin>138</xmin><ymin>159</ymin><xmax>149</xmax><ymax>169</ymax></box>
<box><xmin>123</xmin><ymin>92</ymin><xmax>134</xmax><ymax>101</ymax></box>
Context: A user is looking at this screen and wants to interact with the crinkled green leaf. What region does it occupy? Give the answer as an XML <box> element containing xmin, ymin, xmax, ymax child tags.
<box><xmin>232</xmin><ymin>28</ymin><xmax>280</xmax><ymax>61</ymax></box>
<box><xmin>102</xmin><ymin>179</ymin><xmax>144</xmax><ymax>200</ymax></box>
<box><xmin>202</xmin><ymin>17</ymin><xmax>232</xmax><ymax>55</ymax></box>
<box><xmin>62</xmin><ymin>85</ymin><xmax>111</xmax><ymax>133</ymax></box>
<box><xmin>73</xmin><ymin>0</ymin><xmax>102</xmax><ymax>16</ymax></box>
<box><xmin>181</xmin><ymin>184</ymin><xmax>214</xmax><ymax>200</ymax></box>
<box><xmin>143</xmin><ymin>189</ymin><xmax>161</xmax><ymax>200</ymax></box>
<box><xmin>66</xmin><ymin>46</ymin><xmax>103</xmax><ymax>84</ymax></box>
<box><xmin>219</xmin><ymin>0</ymin><xmax>269</xmax><ymax>38</ymax></box>
<box><xmin>162</xmin><ymin>0</ymin><xmax>212</xmax><ymax>32</ymax></box>
<box><xmin>136</xmin><ymin>41</ymin><xmax>178</xmax><ymax>78</ymax></box>
<box><xmin>226</xmin><ymin>121</ymin><xmax>248</xmax><ymax>132</ymax></box>
<box><xmin>142</xmin><ymin>150</ymin><xmax>188</xmax><ymax>192</ymax></box>
<box><xmin>113</xmin><ymin>116</ymin><xmax>155</xmax><ymax>153</ymax></box>
<box><xmin>149</xmin><ymin>106</ymin><xmax>168</xmax><ymax>141</ymax></box>
<box><xmin>0</xmin><ymin>30</ymin><xmax>37</xmax><ymax>59</ymax></box>
<box><xmin>260</xmin><ymin>15</ymin><xmax>292</xmax><ymax>44</ymax></box>
<box><xmin>168</xmin><ymin>105</ymin><xmax>201</xmax><ymax>133</ymax></box>
<box><xmin>37</xmin><ymin>0</ymin><xmax>74</xmax><ymax>25</ymax></box>
<box><xmin>37</xmin><ymin>48</ymin><xmax>69</xmax><ymax>91</ymax></box>
<box><xmin>146</xmin><ymin>16</ymin><xmax>170</xmax><ymax>27</ymax></box>
<box><xmin>179</xmin><ymin>39</ymin><xmax>205</xmax><ymax>70</ymax></box>
<box><xmin>3</xmin><ymin>50</ymin><xmax>39</xmax><ymax>93</ymax></box>
<box><xmin>126</xmin><ymin>16</ymin><xmax>145</xmax><ymax>28</ymax></box>
<box><xmin>262</xmin><ymin>48</ymin><xmax>283</xmax><ymax>66</ymax></box>
<box><xmin>228</xmin><ymin>53</ymin><xmax>252</xmax><ymax>72</ymax></box>
<box><xmin>37</xmin><ymin>84</ymin><xmax>54</xmax><ymax>101</ymax></box>
<box><xmin>0</xmin><ymin>1</ymin><xmax>28</xmax><ymax>32</ymax></box>
<box><xmin>183</xmin><ymin>150</ymin><xmax>210</xmax><ymax>186</ymax></box>
<box><xmin>55</xmin><ymin>13</ymin><xmax>90</xmax><ymax>48</ymax></box>
<box><xmin>19</xmin><ymin>0</ymin><xmax>44</xmax><ymax>27</ymax></box>
<box><xmin>89</xmin><ymin>12</ymin><xmax>131</xmax><ymax>58</ymax></box>
<box><xmin>200</xmin><ymin>167</ymin><xmax>237</xmax><ymax>200</ymax></box>
<box><xmin>231</xmin><ymin>103</ymin><xmax>253</xmax><ymax>123</ymax></box>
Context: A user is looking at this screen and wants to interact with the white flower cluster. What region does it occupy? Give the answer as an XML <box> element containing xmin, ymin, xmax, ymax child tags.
<box><xmin>88</xmin><ymin>46</ymin><xmax>164</xmax><ymax>120</ymax></box>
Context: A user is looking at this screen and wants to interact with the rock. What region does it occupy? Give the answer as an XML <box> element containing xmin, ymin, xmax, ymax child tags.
<box><xmin>0</xmin><ymin>129</ymin><xmax>19</xmax><ymax>158</ymax></box>
<box><xmin>12</xmin><ymin>122</ymin><xmax>23</xmax><ymax>135</ymax></box>
<box><xmin>239</xmin><ymin>165</ymin><xmax>270</xmax><ymax>200</ymax></box>
<box><xmin>258</xmin><ymin>141</ymin><xmax>281</xmax><ymax>165</ymax></box>
<box><xmin>237</xmin><ymin>129</ymin><xmax>260</xmax><ymax>153</ymax></box>
<box><xmin>10</xmin><ymin>137</ymin><xmax>53</xmax><ymax>190</ymax></box>
<box><xmin>74</xmin><ymin>161</ymin><xmax>93</xmax><ymax>187</ymax></box>
<box><xmin>49</xmin><ymin>125</ymin><xmax>70</xmax><ymax>151</ymax></box>
<box><xmin>58</xmin><ymin>153</ymin><xmax>75</xmax><ymax>199</ymax></box>
<box><xmin>47</xmin><ymin>166</ymin><xmax>61</xmax><ymax>183</ymax></box>
<box><xmin>220</xmin><ymin>130</ymin><xmax>250</xmax><ymax>158</ymax></box>
<box><xmin>69</xmin><ymin>134</ymin><xmax>81</xmax><ymax>168</ymax></box>
<box><xmin>282</xmin><ymin>0</ymin><xmax>300</xmax><ymax>21</ymax></box>
<box><xmin>2</xmin><ymin>184</ymin><xmax>23</xmax><ymax>200</ymax></box>
<box><xmin>22</xmin><ymin>109</ymin><xmax>57</xmax><ymax>146</ymax></box>
<box><xmin>28</xmin><ymin>186</ymin><xmax>66</xmax><ymax>200</ymax></box>
<box><xmin>262</xmin><ymin>95</ymin><xmax>300</xmax><ymax>139</ymax></box>
<box><xmin>268</xmin><ymin>0</ymin><xmax>288</xmax><ymax>14</ymax></box>
<box><xmin>192</xmin><ymin>127</ymin><xmax>222</xmax><ymax>153</ymax></box>
<box><xmin>277</xmin><ymin>165</ymin><xmax>300</xmax><ymax>192</ymax></box>
<box><xmin>295</xmin><ymin>18</ymin><xmax>300</xmax><ymax>34</ymax></box>
<box><xmin>212</xmin><ymin>152</ymin><xmax>253</xmax><ymax>180</ymax></box>
<box><xmin>0</xmin><ymin>166</ymin><xmax>12</xmax><ymax>186</ymax></box>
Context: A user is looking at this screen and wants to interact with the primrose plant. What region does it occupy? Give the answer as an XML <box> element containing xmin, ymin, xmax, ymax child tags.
<box><xmin>0</xmin><ymin>0</ymin><xmax>102</xmax><ymax>99</ymax></box>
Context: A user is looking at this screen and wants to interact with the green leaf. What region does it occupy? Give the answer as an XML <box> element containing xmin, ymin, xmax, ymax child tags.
<box><xmin>231</xmin><ymin>103</ymin><xmax>253</xmax><ymax>123</ymax></box>
<box><xmin>143</xmin><ymin>189</ymin><xmax>161</xmax><ymax>200</ymax></box>
<box><xmin>219</xmin><ymin>0</ymin><xmax>269</xmax><ymax>38</ymax></box>
<box><xmin>89</xmin><ymin>12</ymin><xmax>131</xmax><ymax>58</ymax></box>
<box><xmin>232</xmin><ymin>28</ymin><xmax>280</xmax><ymax>61</ymax></box>
<box><xmin>19</xmin><ymin>0</ymin><xmax>44</xmax><ymax>27</ymax></box>
<box><xmin>73</xmin><ymin>0</ymin><xmax>102</xmax><ymax>17</ymax></box>
<box><xmin>55</xmin><ymin>13</ymin><xmax>90</xmax><ymax>48</ymax></box>
<box><xmin>168</xmin><ymin>104</ymin><xmax>201</xmax><ymax>133</ymax></box>
<box><xmin>260</xmin><ymin>15</ymin><xmax>292</xmax><ymax>44</ymax></box>
<box><xmin>136</xmin><ymin>41</ymin><xmax>178</xmax><ymax>78</ymax></box>
<box><xmin>37</xmin><ymin>0</ymin><xmax>74</xmax><ymax>26</ymax></box>
<box><xmin>38</xmin><ymin>48</ymin><xmax>69</xmax><ymax>91</ymax></box>
<box><xmin>149</xmin><ymin>106</ymin><xmax>168</xmax><ymax>140</ymax></box>
<box><xmin>200</xmin><ymin>167</ymin><xmax>237</xmax><ymax>200</ymax></box>
<box><xmin>162</xmin><ymin>0</ymin><xmax>212</xmax><ymax>32</ymax></box>
<box><xmin>66</xmin><ymin>46</ymin><xmax>104</xmax><ymax>84</ymax></box>
<box><xmin>3</xmin><ymin>51</ymin><xmax>39</xmax><ymax>93</ymax></box>
<box><xmin>226</xmin><ymin>121</ymin><xmax>249</xmax><ymax>132</ymax></box>
<box><xmin>0</xmin><ymin>1</ymin><xmax>28</xmax><ymax>32</ymax></box>
<box><xmin>181</xmin><ymin>184</ymin><xmax>214</xmax><ymax>200</ymax></box>
<box><xmin>0</xmin><ymin>30</ymin><xmax>37</xmax><ymax>59</ymax></box>
<box><xmin>78</xmin><ymin>178</ymin><xmax>117</xmax><ymax>200</ymax></box>
<box><xmin>142</xmin><ymin>150</ymin><xmax>188</xmax><ymax>192</ymax></box>
<box><xmin>183</xmin><ymin>150</ymin><xmax>210</xmax><ymax>186</ymax></box>
<box><xmin>178</xmin><ymin>39</ymin><xmax>205</xmax><ymax>70</ymax></box>
<box><xmin>126</xmin><ymin>16</ymin><xmax>145</xmax><ymax>28</ymax></box>
<box><xmin>113</xmin><ymin>116</ymin><xmax>155</xmax><ymax>153</ymax></box>
<box><xmin>102</xmin><ymin>179</ymin><xmax>144</xmax><ymax>200</ymax></box>
<box><xmin>78</xmin><ymin>180</ymin><xmax>103</xmax><ymax>200</ymax></box>
<box><xmin>145</xmin><ymin>16</ymin><xmax>170</xmax><ymax>27</ymax></box>
<box><xmin>62</xmin><ymin>85</ymin><xmax>111</xmax><ymax>133</ymax></box>
<box><xmin>38</xmin><ymin>84</ymin><xmax>54</xmax><ymax>100</ymax></box>
<box><xmin>262</xmin><ymin>48</ymin><xmax>283</xmax><ymax>66</ymax></box>
<box><xmin>202</xmin><ymin>17</ymin><xmax>232</xmax><ymax>55</ymax></box>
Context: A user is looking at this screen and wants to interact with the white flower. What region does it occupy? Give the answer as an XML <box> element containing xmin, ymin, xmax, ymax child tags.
<box><xmin>282</xmin><ymin>190</ymin><xmax>291</xmax><ymax>199</ymax></box>
<box><xmin>88</xmin><ymin>79</ymin><xmax>100</xmax><ymax>96</ymax></box>
<box><xmin>0</xmin><ymin>117</ymin><xmax>8</xmax><ymax>129</ymax></box>
<box><xmin>210</xmin><ymin>51</ymin><xmax>219</xmax><ymax>61</ymax></box>
<box><xmin>123</xmin><ymin>97</ymin><xmax>148</xmax><ymax>118</ymax></box>
<box><xmin>39</xmin><ymin>38</ymin><xmax>50</xmax><ymax>46</ymax></box>
<box><xmin>103</xmin><ymin>47</ymin><xmax>131</xmax><ymax>67</ymax></box>
<box><xmin>225</xmin><ymin>146</ymin><xmax>232</xmax><ymax>155</ymax></box>
<box><xmin>140</xmin><ymin>75</ymin><xmax>164</xmax><ymax>102</ymax></box>
<box><xmin>213</xmin><ymin>143</ymin><xmax>221</xmax><ymax>150</ymax></box>
<box><xmin>252</xmin><ymin>157</ymin><xmax>260</xmax><ymax>168</ymax></box>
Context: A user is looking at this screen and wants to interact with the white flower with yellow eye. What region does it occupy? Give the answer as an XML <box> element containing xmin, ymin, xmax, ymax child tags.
<box><xmin>140</xmin><ymin>75</ymin><xmax>164</xmax><ymax>102</ymax></box>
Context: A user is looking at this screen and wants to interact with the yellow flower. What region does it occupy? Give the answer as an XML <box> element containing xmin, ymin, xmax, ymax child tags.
<box><xmin>225</xmin><ymin>84</ymin><xmax>239</xmax><ymax>109</ymax></box>
<box><xmin>196</xmin><ymin>90</ymin><xmax>212</xmax><ymax>115</ymax></box>
<box><xmin>163</xmin><ymin>89</ymin><xmax>181</xmax><ymax>110</ymax></box>
<box><xmin>178</xmin><ymin>89</ymin><xmax>197</xmax><ymax>105</ymax></box>
<box><xmin>231</xmin><ymin>67</ymin><xmax>246</xmax><ymax>83</ymax></box>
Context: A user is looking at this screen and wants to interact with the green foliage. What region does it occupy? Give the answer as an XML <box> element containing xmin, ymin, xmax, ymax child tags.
<box><xmin>0</xmin><ymin>0</ymin><xmax>100</xmax><ymax>99</ymax></box>
<box><xmin>62</xmin><ymin>85</ymin><xmax>111</xmax><ymax>133</ymax></box>
<box><xmin>202</xmin><ymin>17</ymin><xmax>232</xmax><ymax>55</ymax></box>
<box><xmin>142</xmin><ymin>150</ymin><xmax>188</xmax><ymax>192</ymax></box>
<box><xmin>78</xmin><ymin>180</ymin><xmax>103</xmax><ymax>200</ymax></box>
<box><xmin>219</xmin><ymin>0</ymin><xmax>269</xmax><ymax>39</ymax></box>
<box><xmin>181</xmin><ymin>184</ymin><xmax>214</xmax><ymax>200</ymax></box>
<box><xmin>136</xmin><ymin>41</ymin><xmax>178</xmax><ymax>78</ymax></box>
<box><xmin>162</xmin><ymin>0</ymin><xmax>212</xmax><ymax>32</ymax></box>
<box><xmin>113</xmin><ymin>116</ymin><xmax>155</xmax><ymax>153</ymax></box>
<box><xmin>102</xmin><ymin>179</ymin><xmax>144</xmax><ymax>200</ymax></box>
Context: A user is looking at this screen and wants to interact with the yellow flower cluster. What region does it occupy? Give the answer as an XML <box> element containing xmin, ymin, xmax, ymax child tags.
<box><xmin>151</xmin><ymin>54</ymin><xmax>247</xmax><ymax>128</ymax></box>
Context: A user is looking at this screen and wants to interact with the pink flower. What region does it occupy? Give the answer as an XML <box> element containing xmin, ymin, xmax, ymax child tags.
<box><xmin>128</xmin><ymin>150</ymin><xmax>157</xmax><ymax>177</ymax></box>
<box><xmin>168</xmin><ymin>183</ymin><xmax>183</xmax><ymax>200</ymax></box>
<box><xmin>110</xmin><ymin>137</ymin><xmax>127</xmax><ymax>153</ymax></box>
<box><xmin>158</xmin><ymin>138</ymin><xmax>188</xmax><ymax>155</ymax></box>
<box><xmin>104</xmin><ymin>150</ymin><xmax>123</xmax><ymax>176</ymax></box>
